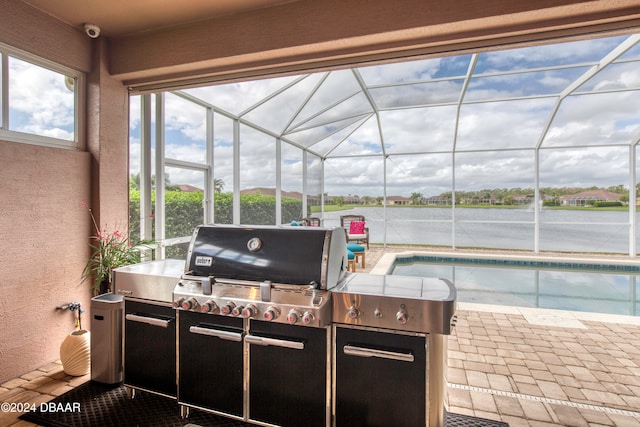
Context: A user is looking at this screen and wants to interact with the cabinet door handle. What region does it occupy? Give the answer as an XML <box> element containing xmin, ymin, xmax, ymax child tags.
<box><xmin>125</xmin><ymin>313</ymin><xmax>173</xmax><ymax>328</ymax></box>
<box><xmin>189</xmin><ymin>325</ymin><xmax>243</xmax><ymax>342</ymax></box>
<box><xmin>343</xmin><ymin>345</ymin><xmax>414</xmax><ymax>362</ymax></box>
<box><xmin>245</xmin><ymin>334</ymin><xmax>304</xmax><ymax>350</ymax></box>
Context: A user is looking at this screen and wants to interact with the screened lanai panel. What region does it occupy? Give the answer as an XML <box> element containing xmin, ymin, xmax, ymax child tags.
<box><xmin>539</xmin><ymin>146</ymin><xmax>628</xmax><ymax>188</ymax></box>
<box><xmin>241</xmin><ymin>74</ymin><xmax>324</xmax><ymax>133</ymax></box>
<box><xmin>615</xmin><ymin>39</ymin><xmax>640</xmax><ymax>61</ymax></box>
<box><xmin>369</xmin><ymin>79</ymin><xmax>464</xmax><ymax>108</ymax></box>
<box><xmin>325</xmin><ymin>116</ymin><xmax>382</xmax><ymax>158</ymax></box>
<box><xmin>281</xmin><ymin>142</ymin><xmax>303</xmax><ymax>224</ymax></box>
<box><xmin>454</xmin><ymin>150</ymin><xmax>535</xmax><ymax>215</ymax></box>
<box><xmin>472</xmin><ymin>36</ymin><xmax>627</xmax><ymax>73</ymax></box>
<box><xmin>386</xmin><ymin>154</ymin><xmax>452</xmax><ymax>218</ymax></box>
<box><xmin>573</xmin><ymin>61</ymin><xmax>640</xmax><ymax>93</ymax></box>
<box><xmin>540</xmin><ymin>92</ymin><xmax>640</xmax><ymax>147</ymax></box>
<box><xmin>379</xmin><ymin>106</ymin><xmax>457</xmax><ymax>154</ymax></box>
<box><xmin>456</xmin><ymin>98</ymin><xmax>555</xmax><ymax>151</ymax></box>
<box><xmin>286</xmin><ymin>91</ymin><xmax>373</xmax><ymax>133</ymax></box>
<box><xmin>323</xmin><ymin>157</ymin><xmax>384</xmax><ymax>200</ymax></box>
<box><xmin>463</xmin><ymin>67</ymin><xmax>589</xmax><ymax>102</ymax></box>
<box><xmin>286</xmin><ymin>115</ymin><xmax>369</xmax><ymax>150</ymax></box>
<box><xmin>164</xmin><ymin>92</ymin><xmax>206</xmax><ymax>164</ymax></box>
<box><xmin>289</xmin><ymin>69</ymin><xmax>363</xmax><ymax>129</ymax></box>
<box><xmin>128</xmin><ymin>94</ymin><xmax>150</xmax><ymax>184</ymax></box>
<box><xmin>181</xmin><ymin>75</ymin><xmax>299</xmax><ymax>115</ymax></box>
<box><xmin>239</xmin><ymin>125</ymin><xmax>276</xmax><ymax>224</ymax></box>
<box><xmin>357</xmin><ymin>56</ymin><xmax>471</xmax><ymax>84</ymax></box>
<box><xmin>538</xmin><ymin>146</ymin><xmax>628</xmax><ymax>254</ymax></box>
<box><xmin>306</xmin><ymin>152</ymin><xmax>322</xmax><ymax>216</ymax></box>
<box><xmin>456</xmin><ymin>219</ymin><xmax>535</xmax><ymax>251</ymax></box>
<box><xmin>539</xmin><ymin>223</ymin><xmax>629</xmax><ymax>253</ymax></box>
<box><xmin>165</xmin><ymin>166</ymin><xmax>205</xmax><ymax>239</ymax></box>
<box><xmin>213</xmin><ymin>112</ymin><xmax>233</xmax><ymax>223</ymax></box>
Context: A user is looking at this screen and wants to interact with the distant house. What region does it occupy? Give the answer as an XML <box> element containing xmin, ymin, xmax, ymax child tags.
<box><xmin>386</xmin><ymin>196</ymin><xmax>411</xmax><ymax>206</ymax></box>
<box><xmin>177</xmin><ymin>184</ymin><xmax>203</xmax><ymax>192</ymax></box>
<box><xmin>307</xmin><ymin>195</ymin><xmax>322</xmax><ymax>206</ymax></box>
<box><xmin>559</xmin><ymin>190</ymin><xmax>621</xmax><ymax>206</ymax></box>
<box><xmin>344</xmin><ymin>195</ymin><xmax>362</xmax><ymax>205</ymax></box>
<box><xmin>422</xmin><ymin>195</ymin><xmax>451</xmax><ymax>205</ymax></box>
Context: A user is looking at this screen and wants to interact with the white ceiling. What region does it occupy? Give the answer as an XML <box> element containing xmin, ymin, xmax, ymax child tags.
<box><xmin>20</xmin><ymin>0</ymin><xmax>298</xmax><ymax>37</ymax></box>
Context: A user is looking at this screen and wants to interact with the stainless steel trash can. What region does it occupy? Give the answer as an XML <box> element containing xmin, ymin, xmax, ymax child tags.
<box><xmin>90</xmin><ymin>293</ymin><xmax>124</xmax><ymax>384</ymax></box>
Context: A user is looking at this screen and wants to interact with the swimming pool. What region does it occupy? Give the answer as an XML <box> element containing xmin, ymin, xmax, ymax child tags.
<box><xmin>386</xmin><ymin>253</ymin><xmax>640</xmax><ymax>317</ymax></box>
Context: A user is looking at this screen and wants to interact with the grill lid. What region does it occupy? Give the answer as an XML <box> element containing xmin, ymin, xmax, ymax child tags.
<box><xmin>185</xmin><ymin>224</ymin><xmax>348</xmax><ymax>290</ymax></box>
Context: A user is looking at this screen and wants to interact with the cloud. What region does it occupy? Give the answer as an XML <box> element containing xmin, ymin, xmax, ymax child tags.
<box><xmin>9</xmin><ymin>58</ymin><xmax>74</xmax><ymax>139</ymax></box>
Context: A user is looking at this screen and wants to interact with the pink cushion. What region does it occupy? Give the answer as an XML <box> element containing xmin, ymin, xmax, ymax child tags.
<box><xmin>349</xmin><ymin>221</ymin><xmax>365</xmax><ymax>235</ymax></box>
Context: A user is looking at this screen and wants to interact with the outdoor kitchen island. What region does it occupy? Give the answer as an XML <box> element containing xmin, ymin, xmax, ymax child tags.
<box><xmin>115</xmin><ymin>224</ymin><xmax>456</xmax><ymax>427</ymax></box>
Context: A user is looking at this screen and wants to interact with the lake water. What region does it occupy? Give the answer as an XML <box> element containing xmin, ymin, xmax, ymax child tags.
<box><xmin>392</xmin><ymin>257</ymin><xmax>640</xmax><ymax>316</ymax></box>
<box><xmin>321</xmin><ymin>207</ymin><xmax>637</xmax><ymax>254</ymax></box>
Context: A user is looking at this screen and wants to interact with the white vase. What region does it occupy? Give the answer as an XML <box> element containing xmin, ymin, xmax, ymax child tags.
<box><xmin>60</xmin><ymin>329</ymin><xmax>91</xmax><ymax>376</ymax></box>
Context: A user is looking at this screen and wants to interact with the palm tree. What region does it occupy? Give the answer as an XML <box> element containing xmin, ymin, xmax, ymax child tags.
<box><xmin>214</xmin><ymin>178</ymin><xmax>225</xmax><ymax>193</ymax></box>
<box><xmin>410</xmin><ymin>192</ymin><xmax>423</xmax><ymax>205</ymax></box>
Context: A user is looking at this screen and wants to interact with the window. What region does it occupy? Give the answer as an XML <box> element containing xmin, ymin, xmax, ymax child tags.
<box><xmin>0</xmin><ymin>44</ymin><xmax>83</xmax><ymax>149</ymax></box>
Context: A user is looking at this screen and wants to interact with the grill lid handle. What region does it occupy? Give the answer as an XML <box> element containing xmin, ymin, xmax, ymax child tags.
<box><xmin>201</xmin><ymin>276</ymin><xmax>212</xmax><ymax>295</ymax></box>
<box><xmin>260</xmin><ymin>280</ymin><xmax>271</xmax><ymax>302</ymax></box>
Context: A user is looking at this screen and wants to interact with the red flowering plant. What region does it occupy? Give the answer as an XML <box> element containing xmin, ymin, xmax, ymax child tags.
<box><xmin>81</xmin><ymin>202</ymin><xmax>152</xmax><ymax>295</ymax></box>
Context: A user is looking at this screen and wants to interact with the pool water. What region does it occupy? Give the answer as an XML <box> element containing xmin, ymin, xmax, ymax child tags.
<box><xmin>391</xmin><ymin>257</ymin><xmax>640</xmax><ymax>317</ymax></box>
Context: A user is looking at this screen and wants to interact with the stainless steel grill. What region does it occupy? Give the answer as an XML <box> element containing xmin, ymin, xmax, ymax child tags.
<box><xmin>172</xmin><ymin>224</ymin><xmax>348</xmax><ymax>327</ymax></box>
<box><xmin>115</xmin><ymin>224</ymin><xmax>457</xmax><ymax>426</ymax></box>
<box><xmin>173</xmin><ymin>224</ymin><xmax>347</xmax><ymax>427</ymax></box>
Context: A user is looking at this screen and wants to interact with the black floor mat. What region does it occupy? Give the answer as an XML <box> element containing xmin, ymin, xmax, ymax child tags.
<box><xmin>21</xmin><ymin>380</ymin><xmax>509</xmax><ymax>426</ymax></box>
<box><xmin>444</xmin><ymin>412</ymin><xmax>508</xmax><ymax>427</ymax></box>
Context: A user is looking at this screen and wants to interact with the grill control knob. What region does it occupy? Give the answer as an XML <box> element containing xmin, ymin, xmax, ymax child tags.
<box><xmin>396</xmin><ymin>309</ymin><xmax>408</xmax><ymax>325</ymax></box>
<box><xmin>220</xmin><ymin>302</ymin><xmax>236</xmax><ymax>315</ymax></box>
<box><xmin>302</xmin><ymin>312</ymin><xmax>315</xmax><ymax>325</ymax></box>
<box><xmin>201</xmin><ymin>300</ymin><xmax>218</xmax><ymax>313</ymax></box>
<box><xmin>263</xmin><ymin>306</ymin><xmax>280</xmax><ymax>321</ymax></box>
<box><xmin>231</xmin><ymin>305</ymin><xmax>244</xmax><ymax>317</ymax></box>
<box><xmin>182</xmin><ymin>298</ymin><xmax>199</xmax><ymax>310</ymax></box>
<box><xmin>242</xmin><ymin>304</ymin><xmax>258</xmax><ymax>318</ymax></box>
<box><xmin>287</xmin><ymin>309</ymin><xmax>302</xmax><ymax>325</ymax></box>
<box><xmin>347</xmin><ymin>306</ymin><xmax>360</xmax><ymax>320</ymax></box>
<box><xmin>173</xmin><ymin>298</ymin><xmax>185</xmax><ymax>309</ymax></box>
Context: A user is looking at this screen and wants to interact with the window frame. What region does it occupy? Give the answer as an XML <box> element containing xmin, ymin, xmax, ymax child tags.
<box><xmin>0</xmin><ymin>42</ymin><xmax>85</xmax><ymax>150</ymax></box>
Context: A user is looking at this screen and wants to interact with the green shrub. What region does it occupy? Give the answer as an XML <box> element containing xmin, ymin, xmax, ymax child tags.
<box><xmin>593</xmin><ymin>201</ymin><xmax>623</xmax><ymax>208</ymax></box>
<box><xmin>129</xmin><ymin>190</ymin><xmax>304</xmax><ymax>243</ymax></box>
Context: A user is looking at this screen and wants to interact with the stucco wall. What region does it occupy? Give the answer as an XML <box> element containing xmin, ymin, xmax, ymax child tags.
<box><xmin>0</xmin><ymin>1</ymin><xmax>129</xmax><ymax>383</ymax></box>
<box><xmin>0</xmin><ymin>141</ymin><xmax>92</xmax><ymax>382</ymax></box>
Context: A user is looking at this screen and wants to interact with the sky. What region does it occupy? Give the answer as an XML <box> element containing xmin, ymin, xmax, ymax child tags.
<box><xmin>124</xmin><ymin>33</ymin><xmax>640</xmax><ymax>198</ymax></box>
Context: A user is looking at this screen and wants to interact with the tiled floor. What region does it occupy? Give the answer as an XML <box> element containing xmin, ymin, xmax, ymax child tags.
<box><xmin>3</xmin><ymin>245</ymin><xmax>640</xmax><ymax>426</ymax></box>
<box><xmin>0</xmin><ymin>362</ymin><xmax>89</xmax><ymax>427</ymax></box>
